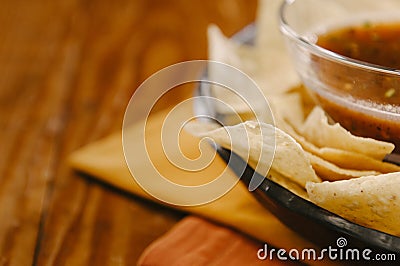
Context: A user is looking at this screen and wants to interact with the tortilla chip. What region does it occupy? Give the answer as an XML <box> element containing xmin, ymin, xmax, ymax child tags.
<box><xmin>306</xmin><ymin>152</ymin><xmax>379</xmax><ymax>181</ymax></box>
<box><xmin>268</xmin><ymin>169</ymin><xmax>309</xmax><ymax>199</ymax></box>
<box><xmin>287</xmin><ymin>84</ymin><xmax>316</xmax><ymax>118</ymax></box>
<box><xmin>269</xmin><ymin>114</ymin><xmax>399</xmax><ymax>175</ymax></box>
<box><xmin>255</xmin><ymin>0</ymin><xmax>282</xmax><ymax>48</ymax></box>
<box><xmin>185</xmin><ymin>120</ymin><xmax>321</xmax><ymax>187</ymax></box>
<box><xmin>306</xmin><ymin>172</ymin><xmax>400</xmax><ymax>236</ymax></box>
<box><xmin>207</xmin><ymin>25</ymin><xmax>258</xmax><ymax>114</ymax></box>
<box><xmin>255</xmin><ymin>0</ymin><xmax>301</xmax><ymax>93</ymax></box>
<box><xmin>300</xmin><ymin>107</ymin><xmax>395</xmax><ymax>160</ymax></box>
<box><xmin>208</xmin><ymin>23</ymin><xmax>299</xmax><ymax>97</ymax></box>
<box><xmin>207</xmin><ymin>25</ymin><xmax>273</xmax><ymax>125</ymax></box>
<box><xmin>268</xmin><ymin>92</ymin><xmax>305</xmax><ymax>129</ymax></box>
<box><xmin>316</xmin><ymin>148</ymin><xmax>400</xmax><ymax>173</ymax></box>
<box><xmin>272</xmin><ymin>126</ymin><xmax>321</xmax><ymax>186</ymax></box>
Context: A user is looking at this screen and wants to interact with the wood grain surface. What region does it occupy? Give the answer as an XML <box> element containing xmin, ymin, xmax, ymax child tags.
<box><xmin>0</xmin><ymin>0</ymin><xmax>257</xmax><ymax>265</ymax></box>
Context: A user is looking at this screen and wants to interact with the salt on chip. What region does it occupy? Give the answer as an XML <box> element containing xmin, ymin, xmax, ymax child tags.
<box><xmin>306</xmin><ymin>172</ymin><xmax>400</xmax><ymax>236</ymax></box>
<box><xmin>184</xmin><ymin>120</ymin><xmax>320</xmax><ymax>188</ymax></box>
<box><xmin>300</xmin><ymin>107</ymin><xmax>394</xmax><ymax>160</ymax></box>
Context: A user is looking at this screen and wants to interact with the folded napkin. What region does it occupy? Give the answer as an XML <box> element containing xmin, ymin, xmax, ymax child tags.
<box><xmin>69</xmin><ymin>108</ymin><xmax>338</xmax><ymax>266</ymax></box>
<box><xmin>138</xmin><ymin>215</ymin><xmax>295</xmax><ymax>266</ymax></box>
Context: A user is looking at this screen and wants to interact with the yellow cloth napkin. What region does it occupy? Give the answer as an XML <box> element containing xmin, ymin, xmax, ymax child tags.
<box><xmin>69</xmin><ymin>108</ymin><xmax>338</xmax><ymax>266</ymax></box>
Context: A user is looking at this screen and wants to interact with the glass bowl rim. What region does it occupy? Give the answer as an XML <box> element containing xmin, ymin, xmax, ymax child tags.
<box><xmin>279</xmin><ymin>0</ymin><xmax>400</xmax><ymax>76</ymax></box>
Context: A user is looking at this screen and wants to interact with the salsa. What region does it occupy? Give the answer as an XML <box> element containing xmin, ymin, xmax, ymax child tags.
<box><xmin>317</xmin><ymin>23</ymin><xmax>400</xmax><ymax>70</ymax></box>
<box><xmin>312</xmin><ymin>23</ymin><xmax>400</xmax><ymax>151</ymax></box>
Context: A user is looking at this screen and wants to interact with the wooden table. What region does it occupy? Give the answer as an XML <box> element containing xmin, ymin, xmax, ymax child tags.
<box><xmin>0</xmin><ymin>0</ymin><xmax>256</xmax><ymax>264</ymax></box>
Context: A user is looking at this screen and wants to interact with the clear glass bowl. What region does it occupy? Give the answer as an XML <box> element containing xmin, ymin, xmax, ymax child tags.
<box><xmin>279</xmin><ymin>0</ymin><xmax>400</xmax><ymax>152</ymax></box>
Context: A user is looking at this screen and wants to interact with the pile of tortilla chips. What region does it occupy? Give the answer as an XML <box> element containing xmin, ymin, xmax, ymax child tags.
<box><xmin>186</xmin><ymin>0</ymin><xmax>400</xmax><ymax>237</ymax></box>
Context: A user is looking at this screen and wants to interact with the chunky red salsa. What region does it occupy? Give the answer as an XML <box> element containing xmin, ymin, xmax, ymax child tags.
<box><xmin>317</xmin><ymin>23</ymin><xmax>400</xmax><ymax>70</ymax></box>
<box><xmin>312</xmin><ymin>23</ymin><xmax>400</xmax><ymax>151</ymax></box>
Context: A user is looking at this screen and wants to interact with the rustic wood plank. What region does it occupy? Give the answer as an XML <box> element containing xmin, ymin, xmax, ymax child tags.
<box><xmin>0</xmin><ymin>0</ymin><xmax>257</xmax><ymax>264</ymax></box>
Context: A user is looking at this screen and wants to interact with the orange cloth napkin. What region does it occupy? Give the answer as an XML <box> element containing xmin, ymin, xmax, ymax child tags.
<box><xmin>69</xmin><ymin>107</ymin><xmax>338</xmax><ymax>266</ymax></box>
<box><xmin>138</xmin><ymin>216</ymin><xmax>296</xmax><ymax>266</ymax></box>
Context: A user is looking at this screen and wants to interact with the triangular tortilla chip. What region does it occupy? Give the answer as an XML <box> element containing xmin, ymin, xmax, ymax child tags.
<box><xmin>306</xmin><ymin>173</ymin><xmax>400</xmax><ymax>236</ymax></box>
<box><xmin>300</xmin><ymin>107</ymin><xmax>394</xmax><ymax>160</ymax></box>
<box><xmin>185</xmin><ymin>120</ymin><xmax>321</xmax><ymax>188</ymax></box>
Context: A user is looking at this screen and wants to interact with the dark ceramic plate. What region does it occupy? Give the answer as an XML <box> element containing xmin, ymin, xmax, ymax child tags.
<box><xmin>194</xmin><ymin>24</ymin><xmax>400</xmax><ymax>257</ymax></box>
